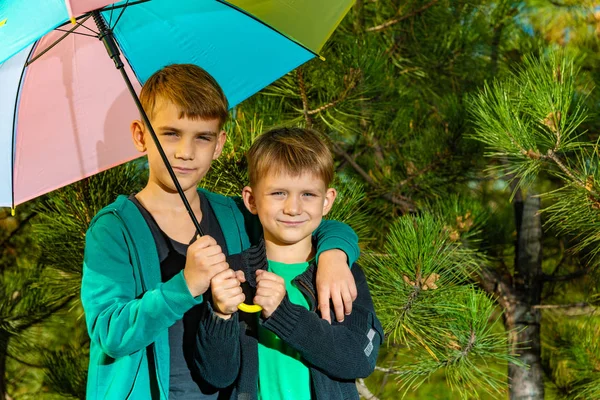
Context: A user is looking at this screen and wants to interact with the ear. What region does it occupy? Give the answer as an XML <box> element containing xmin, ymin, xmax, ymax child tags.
<box><xmin>212</xmin><ymin>130</ymin><xmax>227</xmax><ymax>160</ymax></box>
<box><xmin>131</xmin><ymin>120</ymin><xmax>147</xmax><ymax>153</ymax></box>
<box><xmin>242</xmin><ymin>186</ymin><xmax>258</xmax><ymax>215</ymax></box>
<box><xmin>322</xmin><ymin>188</ymin><xmax>337</xmax><ymax>216</ymax></box>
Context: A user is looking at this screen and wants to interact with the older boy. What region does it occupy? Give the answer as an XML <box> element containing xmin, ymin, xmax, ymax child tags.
<box><xmin>202</xmin><ymin>127</ymin><xmax>383</xmax><ymax>399</ymax></box>
<box><xmin>81</xmin><ymin>65</ymin><xmax>360</xmax><ymax>399</ymax></box>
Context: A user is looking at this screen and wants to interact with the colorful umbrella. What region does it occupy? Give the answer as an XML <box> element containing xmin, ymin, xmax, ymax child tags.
<box><xmin>0</xmin><ymin>0</ymin><xmax>354</xmax><ymax>228</ymax></box>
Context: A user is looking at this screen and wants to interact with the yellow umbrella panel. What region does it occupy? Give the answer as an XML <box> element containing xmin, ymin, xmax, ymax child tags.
<box><xmin>224</xmin><ymin>0</ymin><xmax>355</xmax><ymax>56</ymax></box>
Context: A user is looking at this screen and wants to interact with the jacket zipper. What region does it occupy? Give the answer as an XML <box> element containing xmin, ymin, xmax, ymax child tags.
<box><xmin>296</xmin><ymin>279</ymin><xmax>317</xmax><ymax>312</ymax></box>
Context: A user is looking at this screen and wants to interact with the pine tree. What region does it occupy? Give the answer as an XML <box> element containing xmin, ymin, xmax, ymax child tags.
<box><xmin>0</xmin><ymin>202</ymin><xmax>74</xmax><ymax>399</ymax></box>
<box><xmin>470</xmin><ymin>51</ymin><xmax>600</xmax><ymax>399</ymax></box>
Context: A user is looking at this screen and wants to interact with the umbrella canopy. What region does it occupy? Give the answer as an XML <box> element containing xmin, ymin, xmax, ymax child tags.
<box><xmin>0</xmin><ymin>0</ymin><xmax>354</xmax><ymax>209</ymax></box>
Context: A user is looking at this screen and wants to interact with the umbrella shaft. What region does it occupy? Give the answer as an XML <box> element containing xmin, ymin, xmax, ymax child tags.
<box><xmin>92</xmin><ymin>11</ymin><xmax>123</xmax><ymax>69</ymax></box>
<box><xmin>91</xmin><ymin>10</ymin><xmax>204</xmax><ymax>236</ymax></box>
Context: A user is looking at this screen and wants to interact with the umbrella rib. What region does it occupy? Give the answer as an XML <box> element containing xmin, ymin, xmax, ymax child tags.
<box><xmin>111</xmin><ymin>0</ymin><xmax>130</xmax><ymax>30</ymax></box>
<box><xmin>100</xmin><ymin>0</ymin><xmax>149</xmax><ymax>12</ymax></box>
<box><xmin>109</xmin><ymin>4</ymin><xmax>114</xmax><ymax>26</ymax></box>
<box><xmin>97</xmin><ymin>0</ymin><xmax>150</xmax><ymax>28</ymax></box>
<box><xmin>73</xmin><ymin>19</ymin><xmax>99</xmax><ymax>36</ymax></box>
<box><xmin>54</xmin><ymin>28</ymin><xmax>97</xmax><ymax>38</ymax></box>
<box><xmin>25</xmin><ymin>15</ymin><xmax>94</xmax><ymax>66</ymax></box>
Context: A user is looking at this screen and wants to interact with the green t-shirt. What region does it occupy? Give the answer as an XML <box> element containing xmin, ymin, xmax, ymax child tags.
<box><xmin>258</xmin><ymin>260</ymin><xmax>312</xmax><ymax>400</ymax></box>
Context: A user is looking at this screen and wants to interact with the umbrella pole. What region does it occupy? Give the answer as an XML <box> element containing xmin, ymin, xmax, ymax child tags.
<box><xmin>91</xmin><ymin>10</ymin><xmax>204</xmax><ymax>236</ymax></box>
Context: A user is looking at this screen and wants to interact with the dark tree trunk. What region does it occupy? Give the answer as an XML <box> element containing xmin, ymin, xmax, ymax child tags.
<box><xmin>507</xmin><ymin>194</ymin><xmax>545</xmax><ymax>400</ymax></box>
<box><xmin>0</xmin><ymin>331</ymin><xmax>9</xmax><ymax>400</ymax></box>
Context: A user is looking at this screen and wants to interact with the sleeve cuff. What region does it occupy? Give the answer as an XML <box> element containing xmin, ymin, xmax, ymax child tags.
<box><xmin>261</xmin><ymin>295</ymin><xmax>303</xmax><ymax>340</ymax></box>
<box><xmin>160</xmin><ymin>270</ymin><xmax>203</xmax><ymax>316</ymax></box>
<box><xmin>242</xmin><ymin>239</ymin><xmax>268</xmax><ymax>287</ymax></box>
<box><xmin>315</xmin><ymin>236</ymin><xmax>359</xmax><ymax>267</ymax></box>
<box><xmin>202</xmin><ymin>302</ymin><xmax>240</xmax><ymax>337</ymax></box>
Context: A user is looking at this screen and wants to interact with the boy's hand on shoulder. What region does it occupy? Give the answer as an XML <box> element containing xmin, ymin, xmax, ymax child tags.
<box><xmin>211</xmin><ymin>269</ymin><xmax>246</xmax><ymax>319</ymax></box>
<box><xmin>184</xmin><ymin>235</ymin><xmax>228</xmax><ymax>297</ymax></box>
<box><xmin>254</xmin><ymin>270</ymin><xmax>286</xmax><ymax>319</ymax></box>
<box><xmin>316</xmin><ymin>249</ymin><xmax>357</xmax><ymax>324</ymax></box>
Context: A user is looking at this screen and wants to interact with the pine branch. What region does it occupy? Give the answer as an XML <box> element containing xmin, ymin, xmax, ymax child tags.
<box><xmin>532</xmin><ymin>302</ymin><xmax>590</xmax><ymax>309</ymax></box>
<box><xmin>401</xmin><ymin>285</ymin><xmax>421</xmax><ymax>317</ymax></box>
<box><xmin>461</xmin><ymin>330</ymin><xmax>477</xmax><ymax>358</ymax></box>
<box><xmin>366</xmin><ymin>0</ymin><xmax>439</xmax><ymax>32</ymax></box>
<box><xmin>490</xmin><ymin>22</ymin><xmax>504</xmax><ymax>78</ymax></box>
<box><xmin>490</xmin><ymin>5</ymin><xmax>518</xmax><ymax>77</ymax></box>
<box><xmin>375</xmin><ymin>366</ymin><xmax>396</xmax><ymax>374</ymax></box>
<box><xmin>508</xmin><ymin>145</ymin><xmax>599</xmax><ymax>200</ymax></box>
<box><xmin>296</xmin><ymin>67</ymin><xmax>313</xmax><ymax>128</ymax></box>
<box><xmin>336</xmin><ymin>147</ymin><xmax>367</xmax><ymax>172</ymax></box>
<box><xmin>552</xmin><ymin>116</ymin><xmax>562</xmax><ymax>152</ymax></box>
<box><xmin>477</xmin><ymin>267</ymin><xmax>514</xmax><ymax>310</ymax></box>
<box><xmin>292</xmin><ymin>67</ymin><xmax>416</xmax><ymax>212</ymax></box>
<box><xmin>12</xmin><ymin>295</ymin><xmax>73</xmax><ymax>333</ymax></box>
<box><xmin>397</xmin><ymin>153</ymin><xmax>450</xmax><ymax>189</ymax></box>
<box><xmin>371</xmin><ymin>137</ymin><xmax>385</xmax><ymax>167</ymax></box>
<box><xmin>356</xmin><ymin>379</ymin><xmax>380</xmax><ymax>400</ymax></box>
<box><xmin>331</xmin><ymin>142</ymin><xmax>416</xmax><ymax>212</ymax></box>
<box><xmin>542</xmin><ymin>267</ymin><xmax>590</xmax><ymax>282</ymax></box>
<box><xmin>6</xmin><ymin>352</ymin><xmax>44</xmax><ymax>369</ymax></box>
<box><xmin>441</xmin><ymin>329</ymin><xmax>477</xmax><ymax>365</ymax></box>
<box><xmin>545</xmin><ymin>149</ymin><xmax>600</xmax><ymax>197</ymax></box>
<box><xmin>547</xmin><ymin>0</ymin><xmax>577</xmax><ymax>7</ymax></box>
<box><xmin>307</xmin><ymin>100</ymin><xmax>343</xmax><ymax>116</ymax></box>
<box><xmin>306</xmin><ymin>68</ymin><xmax>360</xmax><ymax>115</ymax></box>
<box><xmin>546</xmin><ymin>245</ymin><xmax>567</xmax><ymax>278</ymax></box>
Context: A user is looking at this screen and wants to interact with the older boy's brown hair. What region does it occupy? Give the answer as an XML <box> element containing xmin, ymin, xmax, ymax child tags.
<box><xmin>140</xmin><ymin>64</ymin><xmax>228</xmax><ymax>128</ymax></box>
<box><xmin>247</xmin><ymin>127</ymin><xmax>334</xmax><ymax>186</ymax></box>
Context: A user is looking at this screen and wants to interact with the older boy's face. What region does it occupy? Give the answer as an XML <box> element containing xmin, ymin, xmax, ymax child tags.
<box><xmin>133</xmin><ymin>98</ymin><xmax>226</xmax><ymax>194</ymax></box>
<box><xmin>244</xmin><ymin>171</ymin><xmax>336</xmax><ymax>248</ymax></box>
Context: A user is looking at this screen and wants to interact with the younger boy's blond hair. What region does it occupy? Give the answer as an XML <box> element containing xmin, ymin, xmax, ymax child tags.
<box><xmin>140</xmin><ymin>64</ymin><xmax>229</xmax><ymax>128</ymax></box>
<box><xmin>246</xmin><ymin>127</ymin><xmax>334</xmax><ymax>186</ymax></box>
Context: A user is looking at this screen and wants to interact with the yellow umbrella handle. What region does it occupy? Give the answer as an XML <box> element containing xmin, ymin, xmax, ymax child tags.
<box><xmin>238</xmin><ymin>276</ymin><xmax>263</xmax><ymax>313</ymax></box>
<box><xmin>238</xmin><ymin>303</ymin><xmax>262</xmax><ymax>313</ymax></box>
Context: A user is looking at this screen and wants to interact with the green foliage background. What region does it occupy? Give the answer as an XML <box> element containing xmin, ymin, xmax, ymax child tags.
<box><xmin>2</xmin><ymin>0</ymin><xmax>600</xmax><ymax>399</ymax></box>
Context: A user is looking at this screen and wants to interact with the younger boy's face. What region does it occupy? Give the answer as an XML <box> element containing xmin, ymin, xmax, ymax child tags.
<box><xmin>243</xmin><ymin>171</ymin><xmax>337</xmax><ymax>247</ymax></box>
<box><xmin>131</xmin><ymin>98</ymin><xmax>226</xmax><ymax>194</ymax></box>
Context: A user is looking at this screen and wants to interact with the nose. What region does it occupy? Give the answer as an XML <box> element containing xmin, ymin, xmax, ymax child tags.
<box><xmin>174</xmin><ymin>138</ymin><xmax>194</xmax><ymax>160</ymax></box>
<box><xmin>283</xmin><ymin>195</ymin><xmax>302</xmax><ymax>216</ymax></box>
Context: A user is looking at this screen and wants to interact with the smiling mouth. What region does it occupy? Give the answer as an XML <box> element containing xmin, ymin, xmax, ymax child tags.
<box><xmin>279</xmin><ymin>220</ymin><xmax>307</xmax><ymax>226</ymax></box>
<box><xmin>172</xmin><ymin>167</ymin><xmax>196</xmax><ymax>174</ymax></box>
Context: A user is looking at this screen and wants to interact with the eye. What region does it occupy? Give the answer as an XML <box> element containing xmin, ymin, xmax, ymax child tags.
<box><xmin>196</xmin><ymin>135</ymin><xmax>212</xmax><ymax>142</ymax></box>
<box><xmin>271</xmin><ymin>191</ymin><xmax>285</xmax><ymax>197</ymax></box>
<box><xmin>302</xmin><ymin>192</ymin><xmax>317</xmax><ymax>197</ymax></box>
<box><xmin>163</xmin><ymin>131</ymin><xmax>179</xmax><ymax>137</ymax></box>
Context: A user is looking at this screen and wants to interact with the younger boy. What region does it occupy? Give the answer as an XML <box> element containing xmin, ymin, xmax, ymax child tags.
<box><xmin>201</xmin><ymin>127</ymin><xmax>383</xmax><ymax>399</ymax></box>
<box><xmin>81</xmin><ymin>65</ymin><xmax>361</xmax><ymax>399</ymax></box>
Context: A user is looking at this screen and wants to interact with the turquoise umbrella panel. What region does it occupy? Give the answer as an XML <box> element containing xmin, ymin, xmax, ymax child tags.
<box><xmin>0</xmin><ymin>0</ymin><xmax>71</xmax><ymax>63</ymax></box>
<box><xmin>109</xmin><ymin>0</ymin><xmax>314</xmax><ymax>107</ymax></box>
